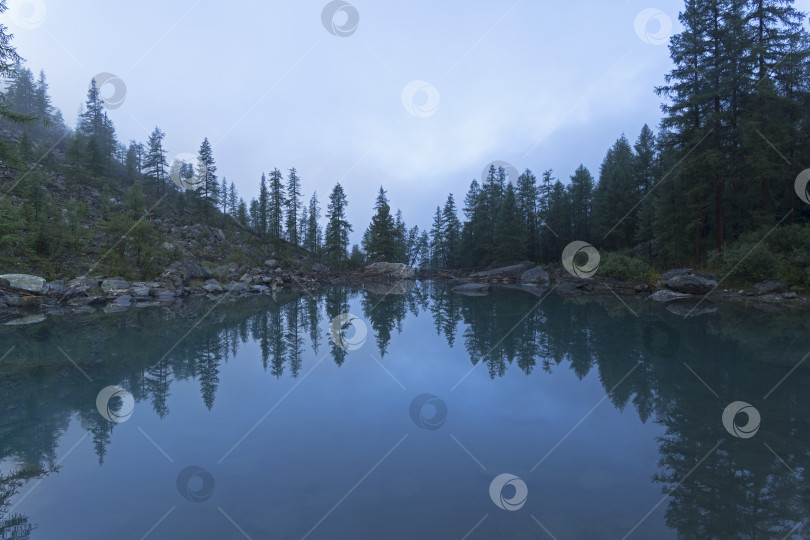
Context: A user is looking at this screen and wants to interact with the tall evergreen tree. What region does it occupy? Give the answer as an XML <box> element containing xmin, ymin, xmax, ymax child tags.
<box><xmin>286</xmin><ymin>167</ymin><xmax>302</xmax><ymax>245</ymax></box>
<box><xmin>143</xmin><ymin>127</ymin><xmax>168</xmax><ymax>194</ymax></box>
<box><xmin>362</xmin><ymin>186</ymin><xmax>398</xmax><ymax>261</ymax></box>
<box><xmin>268</xmin><ymin>168</ymin><xmax>285</xmax><ymax>238</ymax></box>
<box><xmin>325</xmin><ymin>182</ymin><xmax>352</xmax><ymax>261</ymax></box>
<box><xmin>193</xmin><ymin>137</ymin><xmax>218</xmax><ymax>220</ymax></box>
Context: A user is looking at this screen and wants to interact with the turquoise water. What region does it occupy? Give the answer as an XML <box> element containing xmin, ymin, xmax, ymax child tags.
<box><xmin>0</xmin><ymin>283</ymin><xmax>808</xmax><ymax>539</ymax></box>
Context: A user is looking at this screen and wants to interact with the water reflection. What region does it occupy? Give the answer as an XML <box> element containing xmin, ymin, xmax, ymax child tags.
<box><xmin>0</xmin><ymin>284</ymin><xmax>809</xmax><ymax>538</ymax></box>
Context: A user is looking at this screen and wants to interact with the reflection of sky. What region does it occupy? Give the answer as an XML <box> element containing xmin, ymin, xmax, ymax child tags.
<box><xmin>13</xmin><ymin>294</ymin><xmax>673</xmax><ymax>539</ymax></box>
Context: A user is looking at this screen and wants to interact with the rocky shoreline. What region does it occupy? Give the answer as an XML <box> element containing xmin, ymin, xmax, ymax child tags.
<box><xmin>1</xmin><ymin>260</ymin><xmax>806</xmax><ymax>325</ymax></box>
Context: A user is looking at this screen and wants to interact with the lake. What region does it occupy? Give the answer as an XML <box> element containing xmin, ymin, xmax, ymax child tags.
<box><xmin>0</xmin><ymin>283</ymin><xmax>808</xmax><ymax>539</ymax></box>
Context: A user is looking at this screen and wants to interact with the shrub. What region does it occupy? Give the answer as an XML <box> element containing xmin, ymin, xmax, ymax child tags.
<box><xmin>598</xmin><ymin>253</ymin><xmax>650</xmax><ymax>282</ymax></box>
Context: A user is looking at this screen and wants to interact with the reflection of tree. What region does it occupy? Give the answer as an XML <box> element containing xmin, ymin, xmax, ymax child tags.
<box><xmin>285</xmin><ymin>300</ymin><xmax>304</xmax><ymax>378</ymax></box>
<box><xmin>3</xmin><ymin>284</ymin><xmax>810</xmax><ymax>539</ymax></box>
<box><xmin>324</xmin><ymin>288</ymin><xmax>350</xmax><ymax>366</ymax></box>
<box><xmin>361</xmin><ymin>290</ymin><xmax>409</xmax><ymax>358</ymax></box>
<box><xmin>0</xmin><ymin>463</ymin><xmax>50</xmax><ymax>540</ymax></box>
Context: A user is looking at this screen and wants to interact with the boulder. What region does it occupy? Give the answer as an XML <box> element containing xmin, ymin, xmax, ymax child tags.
<box><xmin>520</xmin><ymin>266</ymin><xmax>550</xmax><ymax>286</ymax></box>
<box><xmin>312</xmin><ymin>263</ymin><xmax>329</xmax><ymax>273</ymax></box>
<box><xmin>451</xmin><ymin>282</ymin><xmax>490</xmax><ymax>296</ymax></box>
<box><xmin>226</xmin><ymin>282</ymin><xmax>248</xmax><ymax>293</ymax></box>
<box><xmin>364</xmin><ymin>262</ymin><xmax>416</xmax><ymax>279</ymax></box>
<box><xmin>249</xmin><ymin>285</ymin><xmax>269</xmax><ymax>294</ymax></box>
<box><xmin>648</xmin><ymin>289</ymin><xmax>693</xmax><ymax>303</ymax></box>
<box><xmin>0</xmin><ymin>274</ymin><xmax>47</xmax><ymax>294</ymax></box>
<box><xmin>783</xmin><ymin>291</ymin><xmax>798</xmax><ymax>299</ymax></box>
<box><xmin>657</xmin><ymin>269</ymin><xmax>717</xmax><ymax>295</ymax></box>
<box><xmin>755</xmin><ymin>281</ymin><xmax>785</xmax><ymax>294</ymax></box>
<box><xmin>264</xmin><ymin>259</ymin><xmax>278</xmax><ymax>268</ymax></box>
<box><xmin>470</xmin><ymin>262</ymin><xmax>534</xmax><ymax>281</ymax></box>
<box><xmin>101</xmin><ymin>278</ymin><xmax>130</xmax><ymax>293</ymax></box>
<box><xmin>0</xmin><ymin>277</ymin><xmax>9</xmax><ymax>287</ymax></box>
<box><xmin>203</xmin><ymin>279</ymin><xmax>224</xmax><ymax>294</ymax></box>
<box><xmin>161</xmin><ymin>260</ymin><xmax>211</xmax><ymax>287</ymax></box>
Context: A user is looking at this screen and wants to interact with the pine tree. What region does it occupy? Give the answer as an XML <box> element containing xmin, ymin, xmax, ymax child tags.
<box><xmin>227</xmin><ymin>182</ymin><xmax>238</xmax><ymax>219</ymax></box>
<box><xmin>568</xmin><ymin>164</ymin><xmax>594</xmax><ymax>242</ymax></box>
<box><xmin>633</xmin><ymin>125</ymin><xmax>659</xmax><ymax>248</ymax></box>
<box><xmin>429</xmin><ymin>206</ymin><xmax>445</xmax><ymax>268</ymax></box>
<box><xmin>304</xmin><ymin>192</ymin><xmax>322</xmax><ymax>254</ymax></box>
<box><xmin>362</xmin><ymin>186</ymin><xmax>397</xmax><ymax>261</ymax></box>
<box><xmin>286</xmin><ymin>167</ymin><xmax>302</xmax><ymax>245</ymax></box>
<box><xmin>268</xmin><ymin>168</ymin><xmax>285</xmax><ymax>238</ymax></box>
<box><xmin>143</xmin><ymin>127</ymin><xmax>168</xmax><ymax>194</ymax></box>
<box><xmin>236</xmin><ymin>198</ymin><xmax>249</xmax><ymax>227</ymax></box>
<box><xmin>193</xmin><ymin>137</ymin><xmax>218</xmax><ymax>220</ymax></box>
<box><xmin>516</xmin><ymin>169</ymin><xmax>540</xmax><ymax>260</ymax></box>
<box><xmin>593</xmin><ymin>135</ymin><xmax>637</xmax><ymax>250</ymax></box>
<box><xmin>257</xmin><ymin>173</ymin><xmax>269</xmax><ymax>235</ymax></box>
<box><xmin>441</xmin><ymin>194</ymin><xmax>461</xmax><ymax>267</ymax></box>
<box><xmin>220</xmin><ymin>177</ymin><xmax>228</xmax><ymax>215</ymax></box>
<box><xmin>325</xmin><ymin>182</ymin><xmax>352</xmax><ymax>261</ymax></box>
<box><xmin>494</xmin><ymin>183</ymin><xmax>524</xmax><ymax>264</ymax></box>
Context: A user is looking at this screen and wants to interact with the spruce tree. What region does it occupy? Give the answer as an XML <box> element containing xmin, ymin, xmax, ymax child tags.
<box><xmin>325</xmin><ymin>182</ymin><xmax>352</xmax><ymax>261</ymax></box>
<box><xmin>268</xmin><ymin>168</ymin><xmax>285</xmax><ymax>238</ymax></box>
<box><xmin>286</xmin><ymin>167</ymin><xmax>302</xmax><ymax>245</ymax></box>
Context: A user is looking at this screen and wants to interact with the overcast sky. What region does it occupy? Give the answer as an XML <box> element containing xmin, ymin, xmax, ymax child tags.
<box><xmin>7</xmin><ymin>0</ymin><xmax>810</xmax><ymax>242</ymax></box>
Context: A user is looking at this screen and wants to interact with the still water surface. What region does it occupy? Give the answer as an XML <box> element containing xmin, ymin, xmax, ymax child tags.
<box><xmin>0</xmin><ymin>283</ymin><xmax>808</xmax><ymax>539</ymax></box>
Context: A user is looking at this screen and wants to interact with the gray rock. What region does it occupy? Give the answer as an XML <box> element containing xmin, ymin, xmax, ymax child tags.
<box><xmin>364</xmin><ymin>262</ymin><xmax>416</xmax><ymax>279</ymax></box>
<box><xmin>264</xmin><ymin>259</ymin><xmax>278</xmax><ymax>268</ymax></box>
<box><xmin>312</xmin><ymin>263</ymin><xmax>329</xmax><ymax>273</ymax></box>
<box><xmin>114</xmin><ymin>295</ymin><xmax>132</xmax><ymax>306</ymax></box>
<box><xmin>471</xmin><ymin>262</ymin><xmax>534</xmax><ymax>281</ymax></box>
<box><xmin>657</xmin><ymin>269</ymin><xmax>717</xmax><ymax>295</ymax></box>
<box><xmin>203</xmin><ymin>280</ymin><xmax>224</xmax><ymax>294</ymax></box>
<box><xmin>101</xmin><ymin>278</ymin><xmax>130</xmax><ymax>293</ymax></box>
<box><xmin>4</xmin><ymin>314</ymin><xmax>46</xmax><ymax>326</ymax></box>
<box><xmin>214</xmin><ymin>228</ymin><xmax>226</xmax><ymax>242</ymax></box>
<box><xmin>755</xmin><ymin>281</ymin><xmax>785</xmax><ymax>294</ymax></box>
<box><xmin>249</xmin><ymin>285</ymin><xmax>269</xmax><ymax>294</ymax></box>
<box><xmin>162</xmin><ymin>260</ymin><xmax>211</xmax><ymax>287</ymax></box>
<box><xmin>451</xmin><ymin>282</ymin><xmax>491</xmax><ymax>296</ymax></box>
<box><xmin>783</xmin><ymin>291</ymin><xmax>798</xmax><ymax>299</ymax></box>
<box><xmin>0</xmin><ymin>274</ymin><xmax>47</xmax><ymax>293</ymax></box>
<box><xmin>520</xmin><ymin>266</ymin><xmax>550</xmax><ymax>286</ymax></box>
<box><xmin>226</xmin><ymin>282</ymin><xmax>248</xmax><ymax>293</ymax></box>
<box><xmin>131</xmin><ymin>286</ymin><xmax>151</xmax><ymax>299</ymax></box>
<box><xmin>648</xmin><ymin>289</ymin><xmax>694</xmax><ymax>303</ymax></box>
<box><xmin>0</xmin><ymin>277</ymin><xmax>9</xmax><ymax>287</ymax></box>
<box><xmin>68</xmin><ymin>276</ymin><xmax>101</xmax><ymax>290</ymax></box>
